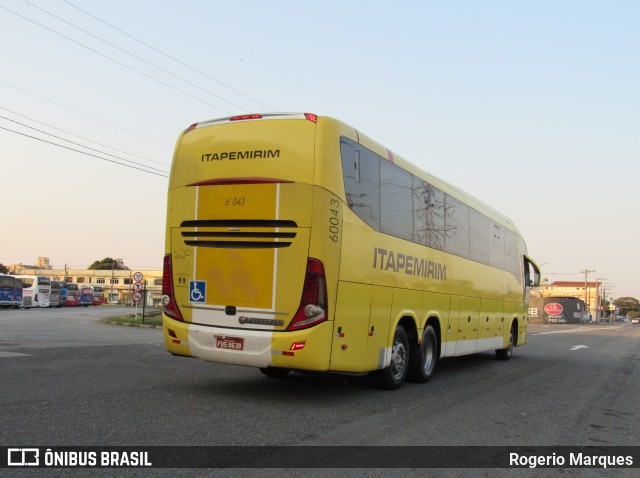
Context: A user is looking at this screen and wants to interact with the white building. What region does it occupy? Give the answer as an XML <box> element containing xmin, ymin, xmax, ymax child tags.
<box><xmin>8</xmin><ymin>263</ymin><xmax>162</xmax><ymax>306</ymax></box>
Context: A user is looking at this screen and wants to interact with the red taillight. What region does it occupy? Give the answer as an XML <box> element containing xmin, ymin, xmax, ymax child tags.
<box><xmin>304</xmin><ymin>113</ymin><xmax>318</xmax><ymax>123</ymax></box>
<box><xmin>162</xmin><ymin>254</ymin><xmax>183</xmax><ymax>321</ymax></box>
<box><xmin>287</xmin><ymin>258</ymin><xmax>327</xmax><ymax>331</ymax></box>
<box><xmin>231</xmin><ymin>114</ymin><xmax>263</xmax><ymax>121</ymax></box>
<box><xmin>187</xmin><ymin>177</ymin><xmax>293</xmax><ymax>187</ymax></box>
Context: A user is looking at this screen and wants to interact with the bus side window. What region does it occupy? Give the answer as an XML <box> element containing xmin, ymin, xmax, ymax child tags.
<box><xmin>340</xmin><ymin>137</ymin><xmax>380</xmax><ymax>231</ymax></box>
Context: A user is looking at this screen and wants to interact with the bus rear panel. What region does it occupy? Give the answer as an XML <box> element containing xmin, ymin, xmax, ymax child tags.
<box><xmin>163</xmin><ymin>114</ymin><xmax>342</xmax><ymax>372</ymax></box>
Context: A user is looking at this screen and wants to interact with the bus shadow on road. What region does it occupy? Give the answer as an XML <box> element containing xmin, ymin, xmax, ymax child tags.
<box><xmin>179</xmin><ymin>350</ymin><xmax>531</xmax><ymax>401</ymax></box>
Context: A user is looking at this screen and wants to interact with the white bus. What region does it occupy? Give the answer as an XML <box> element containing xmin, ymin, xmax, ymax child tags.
<box><xmin>17</xmin><ymin>275</ymin><xmax>51</xmax><ymax>308</ymax></box>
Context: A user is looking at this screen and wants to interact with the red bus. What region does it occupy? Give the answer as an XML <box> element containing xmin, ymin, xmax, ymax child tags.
<box><xmin>66</xmin><ymin>283</ymin><xmax>79</xmax><ymax>306</ymax></box>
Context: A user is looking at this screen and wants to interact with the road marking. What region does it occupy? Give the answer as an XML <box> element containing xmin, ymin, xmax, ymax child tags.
<box><xmin>570</xmin><ymin>345</ymin><xmax>589</xmax><ymax>351</ymax></box>
<box><xmin>0</xmin><ymin>351</ymin><xmax>32</xmax><ymax>358</ymax></box>
<box><xmin>531</xmin><ymin>326</ymin><xmax>622</xmax><ymax>336</ymax></box>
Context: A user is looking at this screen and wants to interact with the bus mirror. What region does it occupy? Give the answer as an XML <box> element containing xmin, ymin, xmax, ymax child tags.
<box><xmin>524</xmin><ymin>255</ymin><xmax>541</xmax><ymax>288</ymax></box>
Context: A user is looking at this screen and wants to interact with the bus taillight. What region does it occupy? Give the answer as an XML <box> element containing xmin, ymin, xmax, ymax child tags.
<box><xmin>230</xmin><ymin>114</ymin><xmax>263</xmax><ymax>121</ymax></box>
<box><xmin>161</xmin><ymin>254</ymin><xmax>183</xmax><ymax>321</ymax></box>
<box><xmin>287</xmin><ymin>258</ymin><xmax>327</xmax><ymax>331</ymax></box>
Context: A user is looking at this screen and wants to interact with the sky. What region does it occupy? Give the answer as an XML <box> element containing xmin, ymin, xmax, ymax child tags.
<box><xmin>1</xmin><ymin>0</ymin><xmax>638</xmax><ymax>298</ymax></box>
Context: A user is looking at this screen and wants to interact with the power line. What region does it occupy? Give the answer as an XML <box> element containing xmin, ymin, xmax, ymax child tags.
<box><xmin>1</xmin><ymin>4</ymin><xmax>233</xmax><ymax>114</ymax></box>
<box><xmin>0</xmin><ymin>113</ymin><xmax>168</xmax><ymax>174</ymax></box>
<box><xmin>26</xmin><ymin>1</ymin><xmax>252</xmax><ymax>113</ymax></box>
<box><xmin>0</xmin><ymin>125</ymin><xmax>168</xmax><ymax>178</ymax></box>
<box><xmin>0</xmin><ymin>105</ymin><xmax>168</xmax><ymax>168</ymax></box>
<box><xmin>63</xmin><ymin>0</ymin><xmax>274</xmax><ymax>112</ymax></box>
<box><xmin>0</xmin><ymin>79</ymin><xmax>170</xmax><ymax>147</ymax></box>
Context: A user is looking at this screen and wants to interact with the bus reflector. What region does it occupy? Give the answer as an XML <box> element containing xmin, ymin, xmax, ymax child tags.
<box><xmin>184</xmin><ymin>123</ymin><xmax>198</xmax><ymax>134</ymax></box>
<box><xmin>162</xmin><ymin>254</ymin><xmax>183</xmax><ymax>321</ymax></box>
<box><xmin>304</xmin><ymin>113</ymin><xmax>318</xmax><ymax>123</ymax></box>
<box><xmin>287</xmin><ymin>258</ymin><xmax>327</xmax><ymax>331</ymax></box>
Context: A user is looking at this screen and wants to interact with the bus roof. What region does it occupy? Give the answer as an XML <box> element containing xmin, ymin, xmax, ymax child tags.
<box><xmin>181</xmin><ymin>113</ymin><xmax>521</xmax><ymax>236</ymax></box>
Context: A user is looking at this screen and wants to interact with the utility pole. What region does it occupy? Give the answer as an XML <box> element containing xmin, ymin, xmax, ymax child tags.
<box><xmin>583</xmin><ymin>269</ymin><xmax>595</xmax><ymax>323</ymax></box>
<box><xmin>596</xmin><ymin>278</ymin><xmax>608</xmax><ymax>323</ymax></box>
<box><xmin>111</xmin><ymin>261</ymin><xmax>115</xmax><ymax>304</ymax></box>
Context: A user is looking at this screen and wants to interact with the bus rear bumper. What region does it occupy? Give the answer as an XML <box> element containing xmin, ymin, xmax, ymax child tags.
<box><xmin>163</xmin><ymin>316</ymin><xmax>332</xmax><ymax>371</ymax></box>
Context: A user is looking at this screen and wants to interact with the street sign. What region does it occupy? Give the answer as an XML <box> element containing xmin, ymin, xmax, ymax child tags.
<box><xmin>133</xmin><ymin>281</ymin><xmax>143</xmax><ymax>292</ymax></box>
<box><xmin>132</xmin><ymin>291</ymin><xmax>143</xmax><ymax>302</ymax></box>
<box><xmin>133</xmin><ymin>272</ymin><xmax>144</xmax><ymax>282</ymax></box>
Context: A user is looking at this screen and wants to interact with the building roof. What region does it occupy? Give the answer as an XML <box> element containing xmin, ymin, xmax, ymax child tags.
<box><xmin>546</xmin><ymin>281</ymin><xmax>601</xmax><ymax>288</ymax></box>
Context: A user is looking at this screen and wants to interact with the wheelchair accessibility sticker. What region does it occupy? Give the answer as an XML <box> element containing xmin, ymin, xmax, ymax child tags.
<box><xmin>189</xmin><ymin>280</ymin><xmax>206</xmax><ymax>303</ymax></box>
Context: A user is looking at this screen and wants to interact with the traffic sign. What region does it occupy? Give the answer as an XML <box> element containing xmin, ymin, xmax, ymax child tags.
<box><xmin>133</xmin><ymin>281</ymin><xmax>143</xmax><ymax>292</ymax></box>
<box><xmin>132</xmin><ymin>291</ymin><xmax>143</xmax><ymax>302</ymax></box>
<box><xmin>133</xmin><ymin>272</ymin><xmax>144</xmax><ymax>282</ymax></box>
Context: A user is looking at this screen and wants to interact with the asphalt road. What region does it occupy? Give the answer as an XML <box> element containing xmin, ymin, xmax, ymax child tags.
<box><xmin>1</xmin><ymin>307</ymin><xmax>638</xmax><ymax>476</ymax></box>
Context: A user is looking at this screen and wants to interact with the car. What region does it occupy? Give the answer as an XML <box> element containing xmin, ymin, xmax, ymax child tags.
<box><xmin>631</xmin><ymin>317</ymin><xmax>640</xmax><ymax>324</ymax></box>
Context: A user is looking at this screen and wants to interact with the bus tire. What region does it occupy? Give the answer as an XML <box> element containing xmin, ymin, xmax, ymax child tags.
<box><xmin>496</xmin><ymin>323</ymin><xmax>516</xmax><ymax>361</ymax></box>
<box><xmin>375</xmin><ymin>325</ymin><xmax>409</xmax><ymax>390</ymax></box>
<box><xmin>259</xmin><ymin>367</ymin><xmax>290</xmax><ymax>378</ymax></box>
<box><xmin>407</xmin><ymin>324</ymin><xmax>438</xmax><ymax>383</ymax></box>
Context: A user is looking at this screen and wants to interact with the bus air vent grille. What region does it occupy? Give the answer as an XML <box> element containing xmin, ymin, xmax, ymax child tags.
<box><xmin>180</xmin><ymin>219</ymin><xmax>297</xmax><ymax>249</ymax></box>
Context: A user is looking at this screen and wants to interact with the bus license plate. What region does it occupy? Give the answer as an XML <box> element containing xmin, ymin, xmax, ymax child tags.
<box><xmin>215</xmin><ymin>336</ymin><xmax>244</xmax><ymax>351</ymax></box>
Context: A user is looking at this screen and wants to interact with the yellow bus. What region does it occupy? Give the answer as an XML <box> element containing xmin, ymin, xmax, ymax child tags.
<box><xmin>162</xmin><ymin>113</ymin><xmax>540</xmax><ymax>389</ymax></box>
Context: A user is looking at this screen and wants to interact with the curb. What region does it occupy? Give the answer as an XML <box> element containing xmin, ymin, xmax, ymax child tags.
<box><xmin>101</xmin><ymin>320</ymin><xmax>162</xmax><ymax>329</ymax></box>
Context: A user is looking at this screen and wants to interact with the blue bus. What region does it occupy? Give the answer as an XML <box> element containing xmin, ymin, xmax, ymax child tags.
<box><xmin>0</xmin><ymin>274</ymin><xmax>16</xmax><ymax>308</ymax></box>
<box><xmin>58</xmin><ymin>281</ymin><xmax>68</xmax><ymax>306</ymax></box>
<box><xmin>0</xmin><ymin>274</ymin><xmax>24</xmax><ymax>309</ymax></box>
<box><xmin>79</xmin><ymin>286</ymin><xmax>94</xmax><ymax>306</ymax></box>
<box><xmin>51</xmin><ymin>281</ymin><xmax>67</xmax><ymax>307</ymax></box>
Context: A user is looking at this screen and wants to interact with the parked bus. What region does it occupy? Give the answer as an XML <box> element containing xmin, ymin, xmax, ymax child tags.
<box><xmin>17</xmin><ymin>275</ymin><xmax>51</xmax><ymax>308</ymax></box>
<box><xmin>49</xmin><ymin>280</ymin><xmax>61</xmax><ymax>308</ymax></box>
<box><xmin>58</xmin><ymin>281</ymin><xmax>68</xmax><ymax>306</ymax></box>
<box><xmin>14</xmin><ymin>277</ymin><xmax>23</xmax><ymax>307</ymax></box>
<box><xmin>79</xmin><ymin>286</ymin><xmax>94</xmax><ymax>306</ymax></box>
<box><xmin>0</xmin><ymin>274</ymin><xmax>18</xmax><ymax>308</ymax></box>
<box><xmin>66</xmin><ymin>283</ymin><xmax>79</xmax><ymax>306</ymax></box>
<box><xmin>161</xmin><ymin>113</ymin><xmax>540</xmax><ymax>389</ymax></box>
<box><xmin>92</xmin><ymin>286</ymin><xmax>104</xmax><ymax>305</ymax></box>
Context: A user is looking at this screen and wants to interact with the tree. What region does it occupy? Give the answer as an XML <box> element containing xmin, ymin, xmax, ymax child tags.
<box><xmin>613</xmin><ymin>297</ymin><xmax>640</xmax><ymax>316</ymax></box>
<box><xmin>88</xmin><ymin>257</ymin><xmax>129</xmax><ymax>270</ymax></box>
<box><xmin>0</xmin><ymin>262</ymin><xmax>8</xmax><ymax>274</ymax></box>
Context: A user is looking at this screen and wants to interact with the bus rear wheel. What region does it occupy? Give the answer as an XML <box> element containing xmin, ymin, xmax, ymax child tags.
<box><xmin>374</xmin><ymin>325</ymin><xmax>409</xmax><ymax>390</ymax></box>
<box><xmin>496</xmin><ymin>323</ymin><xmax>516</xmax><ymax>360</ymax></box>
<box><xmin>408</xmin><ymin>324</ymin><xmax>438</xmax><ymax>383</ymax></box>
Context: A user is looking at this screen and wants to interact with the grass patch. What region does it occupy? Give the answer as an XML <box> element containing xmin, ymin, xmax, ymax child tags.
<box><xmin>103</xmin><ymin>313</ymin><xmax>162</xmax><ymax>327</ymax></box>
